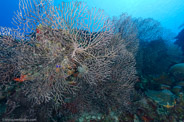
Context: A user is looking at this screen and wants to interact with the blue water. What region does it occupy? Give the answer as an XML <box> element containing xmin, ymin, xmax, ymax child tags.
<box><xmin>79</xmin><ymin>0</ymin><xmax>184</xmax><ymax>34</ymax></box>
<box><xmin>1</xmin><ymin>0</ymin><xmax>184</xmax><ymax>34</ymax></box>
<box><xmin>0</xmin><ymin>0</ymin><xmax>19</xmax><ymax>29</ymax></box>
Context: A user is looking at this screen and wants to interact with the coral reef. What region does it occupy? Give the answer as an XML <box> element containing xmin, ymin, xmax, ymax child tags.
<box><xmin>112</xmin><ymin>13</ymin><xmax>181</xmax><ymax>76</ymax></box>
<box><xmin>1</xmin><ymin>0</ymin><xmax>184</xmax><ymax>121</ymax></box>
<box><xmin>0</xmin><ymin>0</ymin><xmax>137</xmax><ymax>120</ymax></box>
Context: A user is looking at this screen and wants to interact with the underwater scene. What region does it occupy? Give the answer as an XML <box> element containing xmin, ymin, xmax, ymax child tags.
<box><xmin>0</xmin><ymin>0</ymin><xmax>184</xmax><ymax>121</ymax></box>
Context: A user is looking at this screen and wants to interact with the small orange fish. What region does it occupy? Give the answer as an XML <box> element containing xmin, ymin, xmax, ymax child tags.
<box><xmin>13</xmin><ymin>75</ymin><xmax>28</xmax><ymax>82</ymax></box>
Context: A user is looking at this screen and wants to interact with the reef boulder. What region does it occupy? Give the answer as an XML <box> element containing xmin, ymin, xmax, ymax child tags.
<box><xmin>169</xmin><ymin>63</ymin><xmax>184</xmax><ymax>81</ymax></box>
<box><xmin>145</xmin><ymin>89</ymin><xmax>176</xmax><ymax>108</ymax></box>
<box><xmin>171</xmin><ymin>86</ymin><xmax>182</xmax><ymax>96</ymax></box>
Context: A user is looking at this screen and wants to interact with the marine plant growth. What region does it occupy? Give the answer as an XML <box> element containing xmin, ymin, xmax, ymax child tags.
<box><xmin>0</xmin><ymin>0</ymin><xmax>137</xmax><ymax>119</ymax></box>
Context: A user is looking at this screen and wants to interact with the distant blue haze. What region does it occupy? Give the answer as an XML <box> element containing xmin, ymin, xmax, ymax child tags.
<box><xmin>0</xmin><ymin>0</ymin><xmax>184</xmax><ymax>34</ymax></box>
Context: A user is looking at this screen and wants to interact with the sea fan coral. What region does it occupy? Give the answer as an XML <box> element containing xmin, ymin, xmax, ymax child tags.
<box><xmin>0</xmin><ymin>1</ymin><xmax>138</xmax><ymax>117</ymax></box>
<box><xmin>10</xmin><ymin>0</ymin><xmax>116</xmax><ymax>106</ymax></box>
<box><xmin>0</xmin><ymin>35</ymin><xmax>20</xmax><ymax>83</ymax></box>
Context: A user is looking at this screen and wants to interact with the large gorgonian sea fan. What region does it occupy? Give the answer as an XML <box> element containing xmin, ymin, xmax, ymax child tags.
<box><xmin>11</xmin><ymin>0</ymin><xmax>118</xmax><ymax>105</ymax></box>
<box><xmin>0</xmin><ymin>0</ymin><xmax>138</xmax><ymax>112</ymax></box>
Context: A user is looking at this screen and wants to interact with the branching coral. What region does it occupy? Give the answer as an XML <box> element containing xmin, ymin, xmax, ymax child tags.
<box><xmin>0</xmin><ymin>0</ymin><xmax>138</xmax><ymax>117</ymax></box>
<box><xmin>10</xmin><ymin>0</ymin><xmax>117</xmax><ymax>106</ymax></box>
<box><xmin>0</xmin><ymin>35</ymin><xmax>20</xmax><ymax>84</ymax></box>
